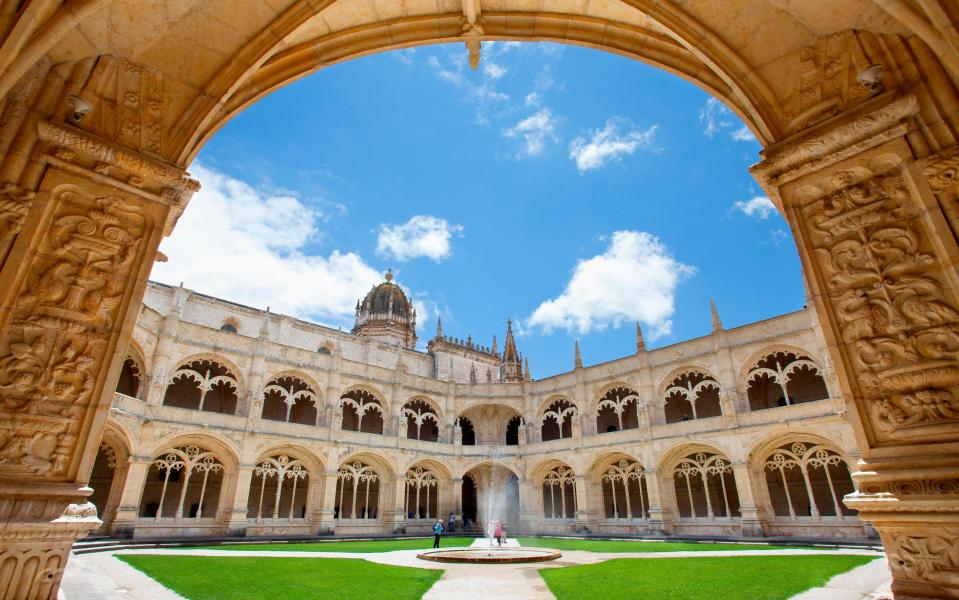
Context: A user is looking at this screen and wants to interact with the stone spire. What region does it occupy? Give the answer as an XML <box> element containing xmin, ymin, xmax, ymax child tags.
<box><xmin>524</xmin><ymin>357</ymin><xmax>531</xmax><ymax>381</ymax></box>
<box><xmin>436</xmin><ymin>316</ymin><xmax>443</xmax><ymax>338</ymax></box>
<box><xmin>491</xmin><ymin>335</ymin><xmax>498</xmax><ymax>355</ymax></box>
<box><xmin>574</xmin><ymin>340</ymin><xmax>583</xmax><ymax>369</ymax></box>
<box><xmin>710</xmin><ymin>298</ymin><xmax>724</xmax><ymax>332</ymax></box>
<box><xmin>636</xmin><ymin>322</ymin><xmax>645</xmax><ymax>353</ymax></box>
<box><xmin>500</xmin><ymin>320</ymin><xmax>523</xmax><ymax>382</ymax></box>
<box><xmin>259</xmin><ymin>306</ymin><xmax>271</xmax><ymax>337</ymax></box>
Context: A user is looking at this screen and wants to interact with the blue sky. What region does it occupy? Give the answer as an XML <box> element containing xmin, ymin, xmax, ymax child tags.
<box><xmin>151</xmin><ymin>42</ymin><xmax>804</xmax><ymax>378</ymax></box>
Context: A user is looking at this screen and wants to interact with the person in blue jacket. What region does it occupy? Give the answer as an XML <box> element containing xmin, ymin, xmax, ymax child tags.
<box><xmin>433</xmin><ymin>519</ymin><xmax>444</xmax><ymax>548</ymax></box>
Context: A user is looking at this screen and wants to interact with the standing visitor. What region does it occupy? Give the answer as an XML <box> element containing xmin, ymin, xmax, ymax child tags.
<box><xmin>494</xmin><ymin>520</ymin><xmax>503</xmax><ymax>546</ymax></box>
<box><xmin>433</xmin><ymin>519</ymin><xmax>444</xmax><ymax>548</ymax></box>
<box><xmin>449</xmin><ymin>511</ymin><xmax>456</xmax><ymax>532</ymax></box>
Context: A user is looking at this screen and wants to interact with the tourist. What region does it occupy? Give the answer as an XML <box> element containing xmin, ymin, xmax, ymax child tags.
<box><xmin>494</xmin><ymin>520</ymin><xmax>504</xmax><ymax>546</ymax></box>
<box><xmin>448</xmin><ymin>511</ymin><xmax>455</xmax><ymax>532</ymax></box>
<box><xmin>433</xmin><ymin>518</ymin><xmax>444</xmax><ymax>548</ymax></box>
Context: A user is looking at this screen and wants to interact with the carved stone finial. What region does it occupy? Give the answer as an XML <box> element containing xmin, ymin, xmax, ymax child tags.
<box><xmin>436</xmin><ymin>316</ymin><xmax>442</xmax><ymax>338</ymax></box>
<box><xmin>524</xmin><ymin>357</ymin><xmax>531</xmax><ymax>381</ymax></box>
<box><xmin>636</xmin><ymin>322</ymin><xmax>646</xmax><ymax>353</ymax></box>
<box><xmin>710</xmin><ymin>298</ymin><xmax>724</xmax><ymax>332</ymax></box>
<box><xmin>66</xmin><ymin>95</ymin><xmax>93</xmax><ymax>125</ymax></box>
<box><xmin>574</xmin><ymin>340</ymin><xmax>583</xmax><ymax>369</ymax></box>
<box><xmin>385</xmin><ymin>268</ymin><xmax>393</xmax><ymax>282</ymax></box>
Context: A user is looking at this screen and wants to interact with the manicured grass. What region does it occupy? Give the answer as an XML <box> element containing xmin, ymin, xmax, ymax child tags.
<box><xmin>181</xmin><ymin>538</ymin><xmax>441</xmax><ymax>552</ymax></box>
<box><xmin>539</xmin><ymin>555</ymin><xmax>876</xmax><ymax>600</ymax></box>
<box><xmin>118</xmin><ymin>555</ymin><xmax>443</xmax><ymax>600</ymax></box>
<box><xmin>517</xmin><ymin>537</ymin><xmax>829</xmax><ymax>553</ymax></box>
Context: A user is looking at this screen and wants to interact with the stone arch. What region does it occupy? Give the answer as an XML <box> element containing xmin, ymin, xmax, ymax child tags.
<box><xmin>247</xmin><ymin>446</ymin><xmax>321</xmax><ymax>523</ymax></box>
<box><xmin>458</xmin><ymin>459</ymin><xmax>522</xmax><ymax>481</ymax></box>
<box><xmin>401</xmin><ymin>395</ymin><xmax>443</xmax><ymax>442</ymax></box>
<box><xmin>537</xmin><ymin>395</ymin><xmax>577</xmax><ymax>442</ymax></box>
<box><xmin>455</xmin><ymin>415</ymin><xmax>476</xmax><ymax>446</ymax></box>
<box><xmin>591</xmin><ymin>452</ymin><xmax>651</xmax><ymax>521</ymax></box>
<box><xmin>145</xmin><ymin>431</ymin><xmax>242</xmax><ymax>473</ymax></box>
<box><xmin>661</xmin><ymin>368</ymin><xmax>722</xmax><ymax>424</ymax></box>
<box><xmin>533</xmin><ymin>459</ymin><xmax>578</xmax><ymax>521</ymax></box>
<box><xmin>219</xmin><ymin>317</ymin><xmax>240</xmax><ymax>334</ymax></box>
<box><xmin>742</xmin><ymin>348</ymin><xmax>829</xmax><ymax>411</ymax></box>
<box><xmin>116</xmin><ymin>339</ymin><xmax>148</xmax><ymax>399</ymax></box>
<box><xmin>593</xmin><ymin>384</ymin><xmax>641</xmax><ymax>434</ymax></box>
<box><xmin>589</xmin><ymin>380</ymin><xmax>638</xmax><ymax>413</ymax></box>
<box><xmin>659</xmin><ymin>443</ymin><xmax>740</xmax><ymax>521</ymax></box>
<box><xmin>402</xmin><ymin>458</ymin><xmax>452</xmax><ymax>522</ymax></box>
<box><xmin>169</xmin><ymin>352</ymin><xmax>247</xmax><ymax>392</ymax></box>
<box><xmin>138</xmin><ymin>441</ymin><xmax>230</xmax><ymax>521</ymax></box>
<box><xmin>88</xmin><ymin>422</ymin><xmax>133</xmax><ymax>533</ymax></box>
<box><xmin>261</xmin><ymin>371</ymin><xmax>322</xmax><ymax>426</ymax></box>
<box><xmin>333</xmin><ymin>451</ymin><xmax>392</xmax><ymax>522</ymax></box>
<box><xmin>338</xmin><ymin>385</ymin><xmax>386</xmax><ymax>434</ymax></box>
<box><xmin>162</xmin><ymin>353</ymin><xmax>244</xmax><ymax>415</ymax></box>
<box><xmin>461</xmin><ymin>460</ymin><xmax>522</xmax><ymax>528</ymax></box>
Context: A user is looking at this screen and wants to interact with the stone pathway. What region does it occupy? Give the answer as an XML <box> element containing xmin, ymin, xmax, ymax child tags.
<box><xmin>62</xmin><ymin>541</ymin><xmax>892</xmax><ymax>600</ymax></box>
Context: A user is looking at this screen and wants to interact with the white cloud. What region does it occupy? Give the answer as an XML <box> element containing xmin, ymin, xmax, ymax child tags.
<box><xmin>484</xmin><ymin>61</ymin><xmax>506</xmax><ymax>80</ymax></box>
<box><xmin>699</xmin><ymin>98</ymin><xmax>756</xmax><ymax>142</ymax></box>
<box><xmin>503</xmin><ymin>108</ymin><xmax>559</xmax><ymax>158</ymax></box>
<box><xmin>376</xmin><ymin>215</ymin><xmax>464</xmax><ymax>262</ymax></box>
<box><xmin>525</xmin><ymin>92</ymin><xmax>542</xmax><ymax>107</ymax></box>
<box><xmin>568</xmin><ymin>118</ymin><xmax>658</xmax><ymax>173</ymax></box>
<box><xmin>527</xmin><ymin>231</ymin><xmax>695</xmax><ymax>338</ymax></box>
<box><xmin>151</xmin><ymin>165</ymin><xmax>384</xmax><ymax>327</ymax></box>
<box><xmin>733</xmin><ymin>196</ymin><xmax>777</xmax><ymax>219</ymax></box>
<box><xmin>767</xmin><ymin>229</ymin><xmax>790</xmax><ymax>247</ymax></box>
<box><xmin>428</xmin><ymin>51</ymin><xmax>509</xmax><ymax>124</ymax></box>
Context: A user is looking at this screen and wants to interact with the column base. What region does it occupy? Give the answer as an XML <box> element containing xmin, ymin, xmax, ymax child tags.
<box><xmin>0</xmin><ymin>484</ymin><xmax>101</xmax><ymax>600</ymax></box>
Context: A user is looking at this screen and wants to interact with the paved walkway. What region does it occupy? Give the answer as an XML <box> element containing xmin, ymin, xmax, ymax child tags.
<box><xmin>62</xmin><ymin>541</ymin><xmax>892</xmax><ymax>600</ymax></box>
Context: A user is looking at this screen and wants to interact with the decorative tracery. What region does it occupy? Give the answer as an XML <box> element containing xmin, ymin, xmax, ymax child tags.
<box><xmin>664</xmin><ymin>372</ymin><xmax>721</xmax><ymax>423</ymax></box>
<box><xmin>262</xmin><ymin>376</ymin><xmax>318</xmax><ymax>425</ymax></box>
<box><xmin>116</xmin><ymin>356</ymin><xmax>142</xmax><ymax>398</ymax></box>
<box><xmin>404</xmin><ymin>467</ymin><xmax>439</xmax><ymax>520</ymax></box>
<box><xmin>596</xmin><ymin>386</ymin><xmax>640</xmax><ymax>433</ymax></box>
<box><xmin>541</xmin><ymin>399</ymin><xmax>577</xmax><ymax>441</ymax></box>
<box><xmin>601</xmin><ymin>459</ymin><xmax>649</xmax><ymax>520</ymax></box>
<box><xmin>163</xmin><ymin>359</ymin><xmax>239</xmax><ymax>414</ymax></box>
<box><xmin>746</xmin><ymin>352</ymin><xmax>828</xmax><ymax>410</ymax></box>
<box><xmin>250</xmin><ymin>455</ymin><xmax>310</xmax><ymax>521</ymax></box>
<box><xmin>339</xmin><ymin>389</ymin><xmax>385</xmax><ymax>434</ymax></box>
<box><xmin>543</xmin><ymin>465</ymin><xmax>577</xmax><ymax>519</ymax></box>
<box><xmin>673</xmin><ymin>451</ymin><xmax>740</xmax><ymax>519</ymax></box>
<box><xmin>335</xmin><ymin>461</ymin><xmax>380</xmax><ymax>520</ymax></box>
<box><xmin>403</xmin><ymin>399</ymin><xmax>439</xmax><ymax>442</ymax></box>
<box><xmin>763</xmin><ymin>442</ymin><xmax>854</xmax><ymax>520</ymax></box>
<box><xmin>144</xmin><ymin>445</ymin><xmax>224</xmax><ymax>520</ymax></box>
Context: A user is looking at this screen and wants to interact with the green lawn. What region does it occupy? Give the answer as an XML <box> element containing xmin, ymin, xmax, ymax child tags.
<box><xmin>517</xmin><ymin>537</ymin><xmax>829</xmax><ymax>553</ymax></box>
<box><xmin>179</xmin><ymin>538</ymin><xmax>442</xmax><ymax>552</ymax></box>
<box><xmin>539</xmin><ymin>555</ymin><xmax>876</xmax><ymax>600</ymax></box>
<box><xmin>118</xmin><ymin>555</ymin><xmax>443</xmax><ymax>600</ymax></box>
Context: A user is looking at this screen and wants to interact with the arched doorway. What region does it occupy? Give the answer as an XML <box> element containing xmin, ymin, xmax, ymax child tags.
<box><xmin>463</xmin><ymin>463</ymin><xmax>521</xmax><ymax>531</ymax></box>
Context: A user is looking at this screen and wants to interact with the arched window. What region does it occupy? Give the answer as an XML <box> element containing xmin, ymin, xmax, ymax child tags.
<box><xmin>673</xmin><ymin>451</ymin><xmax>740</xmax><ymax>519</ymax></box>
<box><xmin>317</xmin><ymin>346</ymin><xmax>331</xmax><ymax>355</ymax></box>
<box><xmin>219</xmin><ymin>322</ymin><xmax>238</xmax><ymax>334</ymax></box>
<box><xmin>334</xmin><ymin>461</ymin><xmax>380</xmax><ymax>520</ymax></box>
<box><xmin>248</xmin><ymin>455</ymin><xmax>310</xmax><ymax>521</ymax></box>
<box><xmin>746</xmin><ymin>352</ymin><xmax>828</xmax><ymax>410</ymax></box>
<box><xmin>140</xmin><ymin>445</ymin><xmax>224</xmax><ymax>520</ymax></box>
<box><xmin>339</xmin><ymin>389</ymin><xmax>384</xmax><ymax>434</ymax></box>
<box><xmin>596</xmin><ymin>386</ymin><xmax>640</xmax><ymax>433</ymax></box>
<box><xmin>163</xmin><ymin>359</ymin><xmax>239</xmax><ymax>414</ymax></box>
<box><xmin>540</xmin><ymin>399</ymin><xmax>576</xmax><ymax>441</ymax></box>
<box><xmin>403</xmin><ymin>399</ymin><xmax>439</xmax><ymax>442</ymax></box>
<box><xmin>458</xmin><ymin>417</ymin><xmax>476</xmax><ymax>446</ymax></box>
<box><xmin>505</xmin><ymin>415</ymin><xmax>523</xmax><ymax>445</ymax></box>
<box><xmin>116</xmin><ymin>357</ymin><xmax>142</xmax><ymax>398</ymax></box>
<box><xmin>89</xmin><ymin>442</ymin><xmax>119</xmax><ymax>526</ymax></box>
<box><xmin>663</xmin><ymin>372</ymin><xmax>721</xmax><ymax>423</ymax></box>
<box><xmin>543</xmin><ymin>466</ymin><xmax>577</xmax><ymax>520</ymax></box>
<box><xmin>601</xmin><ymin>459</ymin><xmax>649</xmax><ymax>520</ymax></box>
<box><xmin>764</xmin><ymin>442</ymin><xmax>856</xmax><ymax>519</ymax></box>
<box><xmin>404</xmin><ymin>467</ymin><xmax>439</xmax><ymax>520</ymax></box>
<box><xmin>262</xmin><ymin>376</ymin><xmax>318</xmax><ymax>426</ymax></box>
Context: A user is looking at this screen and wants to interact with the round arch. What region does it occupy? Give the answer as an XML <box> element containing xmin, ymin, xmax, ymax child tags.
<box><xmin>264</xmin><ymin>370</ymin><xmax>325</xmax><ymax>401</ymax></box>
<box><xmin>588</xmin><ymin>381</ymin><xmax>640</xmax><ymax>414</ymax></box>
<box><xmin>656</xmin><ymin>364</ymin><xmax>721</xmax><ymax>400</ymax></box>
<box><xmin>145</xmin><ymin>431</ymin><xmax>242</xmax><ymax>472</ymax></box>
<box><xmin>167</xmin><ymin>352</ymin><xmax>247</xmax><ymax>393</ymax></box>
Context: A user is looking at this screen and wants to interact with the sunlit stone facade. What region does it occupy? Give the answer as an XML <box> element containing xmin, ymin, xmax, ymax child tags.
<box><xmin>93</xmin><ymin>277</ymin><xmax>870</xmax><ymax>541</ymax></box>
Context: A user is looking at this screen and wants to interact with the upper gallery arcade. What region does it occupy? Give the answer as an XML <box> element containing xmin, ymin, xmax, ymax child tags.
<box><xmin>1</xmin><ymin>1</ymin><xmax>959</xmax><ymax>599</ymax></box>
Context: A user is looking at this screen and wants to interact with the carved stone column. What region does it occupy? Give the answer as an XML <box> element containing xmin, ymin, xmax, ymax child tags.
<box><xmin>110</xmin><ymin>456</ymin><xmax>151</xmax><ymax>538</ymax></box>
<box><xmin>644</xmin><ymin>469</ymin><xmax>670</xmax><ymax>535</ymax></box>
<box><xmin>388</xmin><ymin>472</ymin><xmax>407</xmax><ymax>533</ymax></box>
<box><xmin>573</xmin><ymin>473</ymin><xmax>592</xmax><ymax>533</ymax></box>
<box><xmin>731</xmin><ymin>463</ymin><xmax>766</xmax><ymax>537</ymax></box>
<box><xmin>0</xmin><ymin>115</ymin><xmax>196</xmax><ymax>598</ymax></box>
<box><xmin>753</xmin><ymin>92</ymin><xmax>959</xmax><ymax>599</ymax></box>
<box><xmin>225</xmin><ymin>464</ymin><xmax>253</xmax><ymax>536</ymax></box>
<box><xmin>517</xmin><ymin>477</ymin><xmax>536</xmax><ymax>534</ymax></box>
<box><xmin>452</xmin><ymin>477</ymin><xmax>463</xmax><ymax>527</ymax></box>
<box><xmin>316</xmin><ymin>469</ymin><xmax>339</xmax><ymax>535</ymax></box>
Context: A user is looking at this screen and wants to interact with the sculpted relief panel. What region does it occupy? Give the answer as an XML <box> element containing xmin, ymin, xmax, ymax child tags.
<box><xmin>0</xmin><ymin>181</ymin><xmax>148</xmax><ymax>480</ymax></box>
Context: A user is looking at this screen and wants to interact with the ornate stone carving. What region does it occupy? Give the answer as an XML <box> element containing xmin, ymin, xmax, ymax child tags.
<box><xmin>0</xmin><ymin>182</ymin><xmax>34</xmax><ymax>238</ymax></box>
<box><xmin>858</xmin><ymin>478</ymin><xmax>959</xmax><ymax>496</ymax></box>
<box><xmin>922</xmin><ymin>145</ymin><xmax>959</xmax><ymax>194</ymax></box>
<box><xmin>887</xmin><ymin>533</ymin><xmax>959</xmax><ymax>581</ymax></box>
<box><xmin>800</xmin><ymin>169</ymin><xmax>959</xmax><ymax>440</ymax></box>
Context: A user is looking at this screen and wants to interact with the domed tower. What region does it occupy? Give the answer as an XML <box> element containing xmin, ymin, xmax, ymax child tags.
<box><xmin>352</xmin><ymin>269</ymin><xmax>417</xmax><ymax>349</ymax></box>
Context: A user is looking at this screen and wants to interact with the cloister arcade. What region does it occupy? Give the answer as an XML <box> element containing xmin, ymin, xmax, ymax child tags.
<box><xmin>339</xmin><ymin>388</ymin><xmax>385</xmax><ymax>434</ymax></box>
<box><xmin>595</xmin><ymin>386</ymin><xmax>640</xmax><ymax>433</ymax></box>
<box><xmin>663</xmin><ymin>371</ymin><xmax>722</xmax><ymax>423</ymax></box>
<box><xmin>2</xmin><ymin>1</ymin><xmax>958</xmax><ymax>597</ymax></box>
<box><xmin>162</xmin><ymin>359</ymin><xmax>240</xmax><ymax>414</ymax></box>
<box><xmin>261</xmin><ymin>376</ymin><xmax>320</xmax><ymax>426</ymax></box>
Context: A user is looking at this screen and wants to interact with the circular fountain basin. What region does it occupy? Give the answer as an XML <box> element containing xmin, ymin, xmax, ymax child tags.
<box><xmin>417</xmin><ymin>547</ymin><xmax>561</xmax><ymax>564</ymax></box>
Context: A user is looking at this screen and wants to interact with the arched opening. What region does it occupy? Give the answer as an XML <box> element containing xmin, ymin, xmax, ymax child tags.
<box><xmin>334</xmin><ymin>460</ymin><xmax>381</xmax><ymax>521</ymax></box>
<box><xmin>219</xmin><ymin>322</ymin><xmax>238</xmax><ymax>334</ymax></box>
<box><xmin>600</xmin><ymin>458</ymin><xmax>649</xmax><ymax>521</ymax></box>
<box><xmin>672</xmin><ymin>450</ymin><xmax>740</xmax><ymax>520</ymax></box>
<box><xmin>596</xmin><ymin>386</ymin><xmax>640</xmax><ymax>433</ymax></box>
<box><xmin>163</xmin><ymin>359</ymin><xmax>239</xmax><ymax>414</ymax></box>
<box><xmin>747</xmin><ymin>352</ymin><xmax>828</xmax><ymax>410</ymax></box>
<box><xmin>139</xmin><ymin>445</ymin><xmax>225</xmax><ymax>521</ymax></box>
<box><xmin>663</xmin><ymin>372</ymin><xmax>721</xmax><ymax>423</ymax></box>
<box><xmin>261</xmin><ymin>375</ymin><xmax>318</xmax><ymax>426</ymax></box>
<box><xmin>247</xmin><ymin>454</ymin><xmax>311</xmax><ymax>522</ymax></box>
<box><xmin>403</xmin><ymin>399</ymin><xmax>439</xmax><ymax>442</ymax></box>
<box><xmin>763</xmin><ymin>442</ymin><xmax>856</xmax><ymax>520</ymax></box>
<box><xmin>462</xmin><ymin>474</ymin><xmax>478</xmax><ymax>527</ymax></box>
<box><xmin>458</xmin><ymin>417</ymin><xmax>476</xmax><ymax>446</ymax></box>
<box><xmin>542</xmin><ymin>465</ymin><xmax>577</xmax><ymax>520</ymax></box>
<box><xmin>88</xmin><ymin>442</ymin><xmax>121</xmax><ymax>532</ymax></box>
<box><xmin>505</xmin><ymin>415</ymin><xmax>522</xmax><ymax>445</ymax></box>
<box><xmin>464</xmin><ymin>463</ymin><xmax>520</xmax><ymax>530</ymax></box>
<box><xmin>339</xmin><ymin>389</ymin><xmax>385</xmax><ymax>434</ymax></box>
<box><xmin>404</xmin><ymin>466</ymin><xmax>439</xmax><ymax>521</ymax></box>
<box><xmin>540</xmin><ymin>399</ymin><xmax>576</xmax><ymax>442</ymax></box>
<box><xmin>115</xmin><ymin>357</ymin><xmax>142</xmax><ymax>398</ymax></box>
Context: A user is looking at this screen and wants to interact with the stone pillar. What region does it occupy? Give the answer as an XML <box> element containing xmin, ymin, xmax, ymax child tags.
<box><xmin>644</xmin><ymin>470</ymin><xmax>669</xmax><ymax>535</ymax></box>
<box><xmin>145</xmin><ymin>314</ymin><xmax>179</xmax><ymax>407</ymax></box>
<box><xmin>752</xmin><ymin>92</ymin><xmax>959</xmax><ymax>599</ymax></box>
<box><xmin>0</xmin><ymin>115</ymin><xmax>197</xmax><ymax>599</ymax></box>
<box><xmin>225</xmin><ymin>464</ymin><xmax>253</xmax><ymax>536</ymax></box>
<box><xmin>452</xmin><ymin>478</ymin><xmax>463</xmax><ymax>528</ymax></box>
<box><xmin>316</xmin><ymin>469</ymin><xmax>339</xmax><ymax>535</ymax></box>
<box><xmin>517</xmin><ymin>477</ymin><xmax>536</xmax><ymax>534</ymax></box>
<box><xmin>574</xmin><ymin>474</ymin><xmax>592</xmax><ymax>533</ymax></box>
<box><xmin>388</xmin><ymin>473</ymin><xmax>407</xmax><ymax>533</ymax></box>
<box><xmin>732</xmin><ymin>463</ymin><xmax>766</xmax><ymax>537</ymax></box>
<box><xmin>109</xmin><ymin>457</ymin><xmax>152</xmax><ymax>538</ymax></box>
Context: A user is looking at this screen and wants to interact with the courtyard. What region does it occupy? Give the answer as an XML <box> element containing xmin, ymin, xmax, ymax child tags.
<box><xmin>62</xmin><ymin>537</ymin><xmax>889</xmax><ymax>600</ymax></box>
